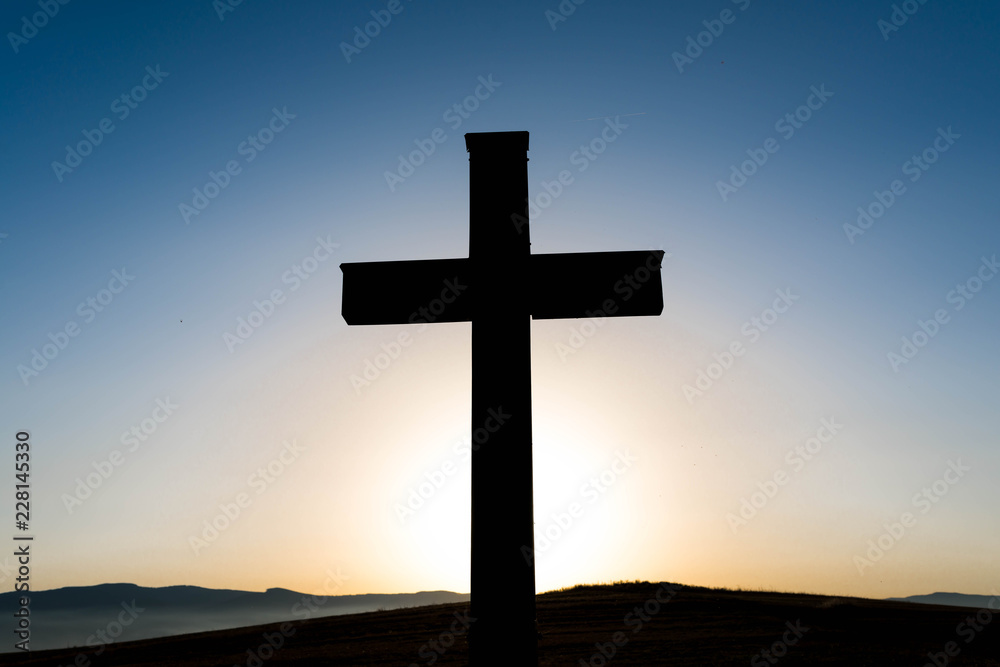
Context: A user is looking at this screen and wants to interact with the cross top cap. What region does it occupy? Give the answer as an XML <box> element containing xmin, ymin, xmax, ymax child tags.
<box><xmin>465</xmin><ymin>131</ymin><xmax>529</xmax><ymax>153</ymax></box>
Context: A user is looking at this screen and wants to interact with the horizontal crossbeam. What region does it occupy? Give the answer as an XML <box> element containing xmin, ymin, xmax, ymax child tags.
<box><xmin>340</xmin><ymin>250</ymin><xmax>663</xmax><ymax>325</ymax></box>
<box><xmin>530</xmin><ymin>250</ymin><xmax>664</xmax><ymax>320</ymax></box>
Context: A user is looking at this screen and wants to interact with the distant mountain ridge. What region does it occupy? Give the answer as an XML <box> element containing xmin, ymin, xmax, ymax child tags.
<box><xmin>0</xmin><ymin>583</ymin><xmax>468</xmax><ymax>651</ymax></box>
<box><xmin>886</xmin><ymin>592</ymin><xmax>999</xmax><ymax>609</ymax></box>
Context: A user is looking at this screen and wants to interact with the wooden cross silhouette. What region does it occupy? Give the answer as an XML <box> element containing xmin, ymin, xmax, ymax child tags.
<box><xmin>341</xmin><ymin>131</ymin><xmax>663</xmax><ymax>665</ymax></box>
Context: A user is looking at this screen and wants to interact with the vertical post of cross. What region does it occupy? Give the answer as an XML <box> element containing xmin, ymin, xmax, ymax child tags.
<box><xmin>465</xmin><ymin>131</ymin><xmax>538</xmax><ymax>665</ymax></box>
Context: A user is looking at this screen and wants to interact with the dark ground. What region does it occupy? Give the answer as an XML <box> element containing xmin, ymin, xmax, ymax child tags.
<box><xmin>1</xmin><ymin>581</ymin><xmax>998</xmax><ymax>665</ymax></box>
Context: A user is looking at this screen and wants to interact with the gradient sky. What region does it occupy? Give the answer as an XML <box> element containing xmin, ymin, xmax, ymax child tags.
<box><xmin>1</xmin><ymin>0</ymin><xmax>998</xmax><ymax>601</ymax></box>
